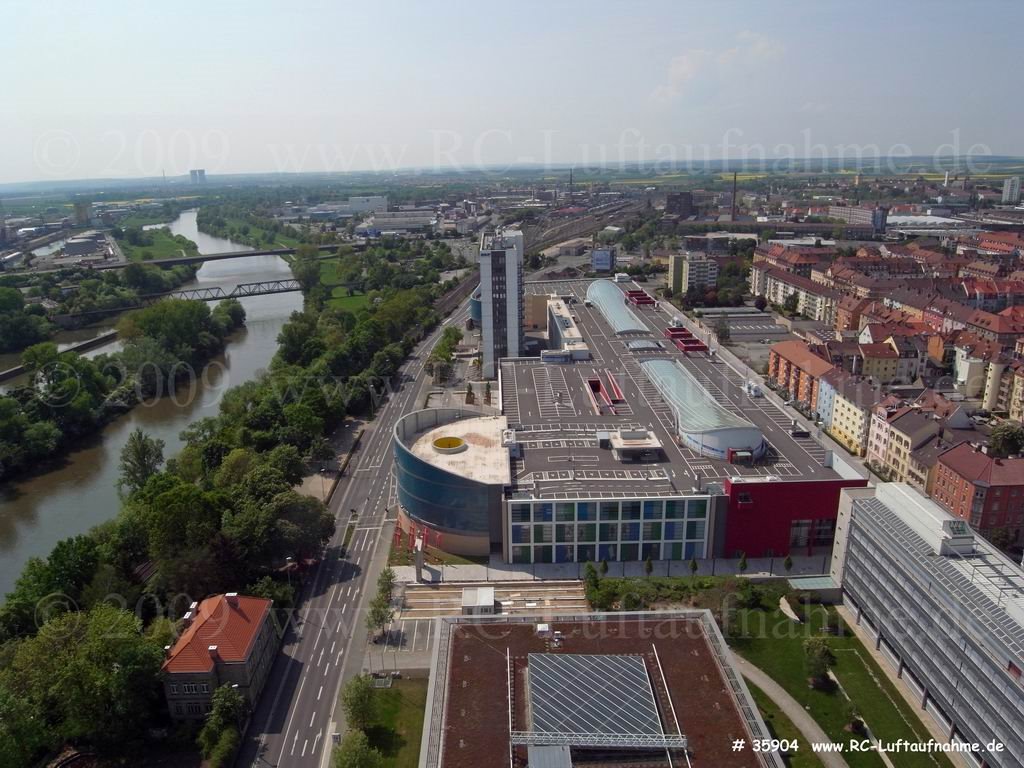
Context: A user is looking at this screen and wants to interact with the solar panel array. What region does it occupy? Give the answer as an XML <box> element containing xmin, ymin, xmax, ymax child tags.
<box><xmin>527</xmin><ymin>653</ymin><xmax>662</xmax><ymax>736</ymax></box>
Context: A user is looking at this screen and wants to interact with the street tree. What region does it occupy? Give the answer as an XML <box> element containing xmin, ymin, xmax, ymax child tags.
<box><xmin>333</xmin><ymin>729</ymin><xmax>383</xmax><ymax>768</ymax></box>
<box><xmin>340</xmin><ymin>675</ymin><xmax>376</xmax><ymax>731</ymax></box>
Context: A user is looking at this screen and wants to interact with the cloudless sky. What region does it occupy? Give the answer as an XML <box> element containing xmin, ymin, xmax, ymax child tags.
<box><xmin>3</xmin><ymin>0</ymin><xmax>1023</xmax><ymax>183</ymax></box>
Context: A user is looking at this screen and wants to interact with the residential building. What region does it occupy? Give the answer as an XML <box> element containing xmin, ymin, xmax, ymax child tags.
<box><xmin>162</xmin><ymin>594</ymin><xmax>276</xmax><ymax>720</ymax></box>
<box><xmin>830</xmin><ymin>377</ymin><xmax>881</xmax><ymax>456</ymax></box>
<box><xmin>767</xmin><ymin>340</ymin><xmax>834</xmax><ymax>410</ymax></box>
<box><xmin>1002</xmin><ymin>176</ymin><xmax>1022</xmax><ymax>205</ymax></box>
<box><xmin>669</xmin><ymin>251</ymin><xmax>718</xmax><ymax>293</ymax></box>
<box><xmin>932</xmin><ymin>442</ymin><xmax>1024</xmax><ymax>545</ymax></box>
<box><xmin>479</xmin><ymin>229</ymin><xmax>524</xmax><ymax>378</ymax></box>
<box><xmin>754</xmin><ymin>265</ymin><xmax>839</xmax><ymax>325</ymax></box>
<box><xmin>858</xmin><ymin>343</ymin><xmax>899</xmax><ymax>383</ymax></box>
<box><xmin>831</xmin><ymin>483</ymin><xmax>1024</xmax><ymax>768</ymax></box>
<box><xmin>866</xmin><ymin>404</ymin><xmax>940</xmax><ymax>482</ymax></box>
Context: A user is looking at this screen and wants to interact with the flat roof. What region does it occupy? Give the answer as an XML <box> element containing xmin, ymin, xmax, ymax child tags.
<box><xmin>424</xmin><ymin>612</ymin><xmax>772</xmax><ymax>768</ymax></box>
<box><xmin>505</xmin><ymin>279</ymin><xmax>845</xmax><ymax>496</ymax></box>
<box><xmin>409</xmin><ymin>415</ymin><xmax>511</xmax><ymax>485</ymax></box>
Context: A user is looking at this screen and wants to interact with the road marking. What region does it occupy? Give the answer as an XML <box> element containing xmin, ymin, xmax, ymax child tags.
<box><xmin>313</xmin><ymin>730</ymin><xmax>322</xmax><ymax>754</ymax></box>
<box><xmin>318</xmin><ymin>685</ymin><xmax>323</xmax><ymax>701</ymax></box>
<box><xmin>278</xmin><ymin>672</ymin><xmax>308</xmax><ymax>763</ymax></box>
<box><xmin>301</xmin><ymin>738</ymin><xmax>308</xmax><ymax>757</ymax></box>
<box><xmin>318</xmin><ymin>647</ymin><xmax>324</xmax><ymax>666</ymax></box>
<box><xmin>342</xmin><ymin>603</ymin><xmax>348</xmax><ymax>615</ymax></box>
<box><xmin>290</xmin><ymin>731</ymin><xmax>299</xmax><ymax>756</ymax></box>
<box><xmin>310</xmin><ymin>712</ymin><xmax>316</xmax><ymax>728</ymax></box>
<box><xmin>331</xmin><ymin>641</ymin><xmax>336</xmax><ymax>654</ymax></box>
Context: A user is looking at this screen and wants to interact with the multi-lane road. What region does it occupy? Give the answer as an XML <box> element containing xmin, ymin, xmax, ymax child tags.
<box><xmin>238</xmin><ymin>299</ymin><xmax>471</xmax><ymax>768</ymax></box>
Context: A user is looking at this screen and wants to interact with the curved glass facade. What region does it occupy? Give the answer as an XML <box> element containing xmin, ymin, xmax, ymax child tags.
<box><xmin>393</xmin><ymin>409</ymin><xmax>503</xmax><ymax>540</ymax></box>
<box><xmin>586</xmin><ymin>280</ymin><xmax>649</xmax><ymax>334</ymax></box>
<box><xmin>469</xmin><ymin>290</ymin><xmax>482</xmax><ymax>323</ymax></box>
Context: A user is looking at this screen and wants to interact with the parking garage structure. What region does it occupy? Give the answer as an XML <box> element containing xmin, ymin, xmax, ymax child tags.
<box><xmin>641</xmin><ymin>358</ymin><xmax>767</xmax><ymax>462</ymax></box>
<box><xmin>393</xmin><ymin>408</ymin><xmax>510</xmax><ymax>556</ymax></box>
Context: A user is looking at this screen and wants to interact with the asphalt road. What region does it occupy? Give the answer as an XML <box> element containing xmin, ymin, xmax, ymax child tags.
<box><xmin>238</xmin><ymin>299</ymin><xmax>471</xmax><ymax>768</ymax></box>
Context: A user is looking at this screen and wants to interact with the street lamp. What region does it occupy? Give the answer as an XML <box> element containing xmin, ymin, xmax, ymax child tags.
<box><xmin>285</xmin><ymin>556</ymin><xmax>294</xmax><ymax>589</ymax></box>
<box><xmin>318</xmin><ymin>468</ymin><xmax>327</xmax><ymax>500</ymax></box>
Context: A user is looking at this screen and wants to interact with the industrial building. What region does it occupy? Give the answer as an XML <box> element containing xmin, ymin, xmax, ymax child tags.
<box><xmin>831</xmin><ymin>483</ymin><xmax>1024</xmax><ymax>767</ymax></box>
<box><xmin>394</xmin><ymin>276</ymin><xmax>865</xmax><ymax>561</ymax></box>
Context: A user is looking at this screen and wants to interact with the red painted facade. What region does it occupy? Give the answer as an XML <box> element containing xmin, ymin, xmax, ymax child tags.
<box><xmin>721</xmin><ymin>476</ymin><xmax>868</xmax><ymax>558</ymax></box>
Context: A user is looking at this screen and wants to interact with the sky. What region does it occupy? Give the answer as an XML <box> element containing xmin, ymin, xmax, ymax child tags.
<box><xmin>3</xmin><ymin>0</ymin><xmax>1023</xmax><ymax>183</ymax></box>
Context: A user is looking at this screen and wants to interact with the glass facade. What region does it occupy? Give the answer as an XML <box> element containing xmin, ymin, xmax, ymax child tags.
<box><xmin>395</xmin><ymin>440</ymin><xmax>494</xmax><ymax>535</ymax></box>
<box><xmin>508</xmin><ymin>497</ymin><xmax>710</xmax><ymax>564</ymax></box>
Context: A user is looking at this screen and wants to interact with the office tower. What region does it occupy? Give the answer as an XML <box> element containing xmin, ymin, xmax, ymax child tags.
<box><xmin>478</xmin><ymin>228</ymin><xmax>524</xmax><ymax>379</ymax></box>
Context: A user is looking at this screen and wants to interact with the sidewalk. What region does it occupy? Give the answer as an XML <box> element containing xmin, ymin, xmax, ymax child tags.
<box><xmin>733</xmin><ymin>656</ymin><xmax>850</xmax><ymax>768</ymax></box>
<box><xmin>296</xmin><ymin>417</ymin><xmax>367</xmax><ymax>502</ymax></box>
<box><xmin>392</xmin><ymin>554</ymin><xmax>830</xmax><ymax>584</ymax></box>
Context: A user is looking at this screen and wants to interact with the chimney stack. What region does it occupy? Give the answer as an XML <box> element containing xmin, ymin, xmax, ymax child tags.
<box><xmin>208</xmin><ymin>645</ymin><xmax>220</xmax><ymax>661</ymax></box>
<box><xmin>226</xmin><ymin>592</ymin><xmax>238</xmax><ymax>606</ymax></box>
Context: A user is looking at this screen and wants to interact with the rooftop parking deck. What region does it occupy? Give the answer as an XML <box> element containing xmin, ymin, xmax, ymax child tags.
<box><xmin>505</xmin><ymin>279</ymin><xmax>842</xmax><ymax>498</ymax></box>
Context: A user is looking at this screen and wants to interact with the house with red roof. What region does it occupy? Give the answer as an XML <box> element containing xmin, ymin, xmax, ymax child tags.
<box><xmin>932</xmin><ymin>443</ymin><xmax>1024</xmax><ymax>546</ymax></box>
<box><xmin>162</xmin><ymin>593</ymin><xmax>276</xmax><ymax>720</ymax></box>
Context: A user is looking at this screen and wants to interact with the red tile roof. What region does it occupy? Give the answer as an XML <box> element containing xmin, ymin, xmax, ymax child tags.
<box><xmin>938</xmin><ymin>443</ymin><xmax>1024</xmax><ymax>487</ymax></box>
<box><xmin>770</xmin><ymin>340</ymin><xmax>834</xmax><ymax>378</ymax></box>
<box><xmin>162</xmin><ymin>594</ymin><xmax>271</xmax><ymax>674</ymax></box>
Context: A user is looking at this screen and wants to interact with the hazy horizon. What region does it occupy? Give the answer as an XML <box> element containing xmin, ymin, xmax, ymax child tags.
<box><xmin>5</xmin><ymin>0</ymin><xmax>1024</xmax><ymax>185</ymax></box>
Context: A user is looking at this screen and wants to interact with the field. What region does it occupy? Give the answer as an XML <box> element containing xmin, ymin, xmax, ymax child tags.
<box><xmin>320</xmin><ymin>258</ymin><xmax>371</xmax><ymax>311</ymax></box>
<box><xmin>730</xmin><ymin>607</ymin><xmax>953</xmax><ymax>768</ymax></box>
<box><xmin>365</xmin><ymin>678</ymin><xmax>428</xmax><ymax>768</ymax></box>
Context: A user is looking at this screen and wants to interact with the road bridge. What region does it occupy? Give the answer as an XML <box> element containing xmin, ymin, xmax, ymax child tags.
<box><xmin>88</xmin><ymin>243</ymin><xmax>348</xmax><ymax>270</ymax></box>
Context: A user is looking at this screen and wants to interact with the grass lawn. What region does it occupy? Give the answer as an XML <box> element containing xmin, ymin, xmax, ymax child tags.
<box><xmin>730</xmin><ymin>608</ymin><xmax>952</xmax><ymax>768</ymax></box>
<box><xmin>327</xmin><ymin>289</ymin><xmax>370</xmax><ymax>312</ymax></box>
<box><xmin>119</xmin><ymin>228</ymin><xmax>199</xmax><ymax>261</ymax></box>
<box><xmin>746</xmin><ymin>681</ymin><xmax>825</xmax><ymax>768</ymax></box>
<box><xmin>222</xmin><ymin>216</ymin><xmax>303</xmax><ymax>248</ymax></box>
<box><xmin>365</xmin><ymin>678</ymin><xmax>428</xmax><ymax>768</ymax></box>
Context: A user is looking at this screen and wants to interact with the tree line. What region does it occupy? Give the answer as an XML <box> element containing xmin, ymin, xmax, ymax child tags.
<box><xmin>0</xmin><ymin>242</ymin><xmax>451</xmax><ymax>764</ymax></box>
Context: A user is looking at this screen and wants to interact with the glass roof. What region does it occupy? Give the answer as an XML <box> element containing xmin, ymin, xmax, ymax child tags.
<box><xmin>641</xmin><ymin>358</ymin><xmax>757</xmax><ymax>434</ymax></box>
<box><xmin>585</xmin><ymin>280</ymin><xmax>649</xmax><ymax>335</ymax></box>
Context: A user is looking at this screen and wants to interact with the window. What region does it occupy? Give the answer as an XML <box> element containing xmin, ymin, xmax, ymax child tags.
<box><xmin>685</xmin><ymin>520</ymin><xmax>705</xmax><ymax>540</ymax></box>
<box><xmin>621</xmin><ymin>500</ymin><xmax>641</xmax><ymax>520</ymax></box>
<box><xmin>186</xmin><ymin>703</ymin><xmax>203</xmax><ymax>715</ymax></box>
<box><xmin>200</xmin><ymin>683</ymin><xmax>209</xmax><ymax>694</ymax></box>
<box><xmin>577</xmin><ymin>502</ymin><xmax>595</xmax><ymax>521</ymax></box>
<box><xmin>599</xmin><ymin>501</ymin><xmax>620</xmax><ymax>520</ymax></box>
<box><xmin>175</xmin><ymin>703</ymin><xmax>183</xmax><ymax>715</ymax></box>
<box><xmin>599</xmin><ymin>523</ymin><xmax>618</xmax><ymax>542</ymax></box>
<box><xmin>665</xmin><ymin>500</ymin><xmax>685</xmax><ymax>519</ymax></box>
<box><xmin>170</xmin><ymin>684</ymin><xmax>178</xmax><ymax>695</ymax></box>
<box><xmin>555</xmin><ymin>503</ymin><xmax>575</xmax><ymax>522</ymax></box>
<box><xmin>643</xmin><ymin>500</ymin><xmax>663</xmax><ymax>519</ymax></box>
<box><xmin>510</xmin><ymin>504</ymin><xmax>531</xmax><ymax>523</ymax></box>
<box><xmin>534</xmin><ymin>503</ymin><xmax>553</xmax><ymax>522</ymax></box>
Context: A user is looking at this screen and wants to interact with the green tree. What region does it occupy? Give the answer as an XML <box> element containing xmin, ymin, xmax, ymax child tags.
<box><xmin>198</xmin><ymin>684</ymin><xmax>247</xmax><ymax>757</ymax></box>
<box><xmin>783</xmin><ymin>292</ymin><xmax>799</xmax><ymax>316</ymax></box>
<box><xmin>377</xmin><ymin>567</ymin><xmax>396</xmax><ymax>601</ymax></box>
<box><xmin>3</xmin><ymin>603</ymin><xmax>164</xmax><ymax>751</ymax></box>
<box><xmin>989</xmin><ymin>422</ymin><xmax>1024</xmax><ymax>458</ymax></box>
<box><xmin>754</xmin><ymin>295</ymin><xmax>768</xmax><ymax>311</ymax></box>
<box><xmin>783</xmin><ymin>554</ymin><xmax>794</xmax><ymax>575</ymax></box>
<box><xmin>291</xmin><ymin>245</ymin><xmax>323</xmax><ymax>292</ymax></box>
<box><xmin>804</xmin><ymin>637</ymin><xmax>836</xmax><ymax>688</ymax></box>
<box><xmin>689</xmin><ymin>557</ymin><xmax>699</xmax><ymax>584</ymax></box>
<box><xmin>340</xmin><ymin>675</ymin><xmax>376</xmax><ymax>731</ymax></box>
<box><xmin>366</xmin><ymin>594</ymin><xmax>393</xmax><ymax>640</ymax></box>
<box><xmin>333</xmin><ymin>728</ymin><xmax>383</xmax><ymax>768</ymax></box>
<box><xmin>117</xmin><ymin>428</ymin><xmax>165</xmax><ymax>496</ymax></box>
<box><xmin>583</xmin><ymin>561</ymin><xmax>599</xmax><ymax>591</ymax></box>
<box><xmin>714</xmin><ymin>316</ymin><xmax>730</xmax><ymax>343</ymax></box>
<box><xmin>598</xmin><ymin>559</ymin><xmax>608</xmax><ymax>577</ymax></box>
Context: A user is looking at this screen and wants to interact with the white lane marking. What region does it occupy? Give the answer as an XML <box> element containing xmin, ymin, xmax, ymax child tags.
<box><xmin>290</xmin><ymin>731</ymin><xmax>299</xmax><ymax>756</ymax></box>
<box><xmin>331</xmin><ymin>641</ymin><xmax>336</xmax><ymax>654</ymax></box>
<box><xmin>310</xmin><ymin>712</ymin><xmax>316</xmax><ymax>728</ymax></box>
<box><xmin>318</xmin><ymin>685</ymin><xmax>324</xmax><ymax>701</ymax></box>
<box><xmin>318</xmin><ymin>647</ymin><xmax>325</xmax><ymax>666</ymax></box>
<box><xmin>278</xmin><ymin>672</ymin><xmax>308</xmax><ymax>763</ymax></box>
<box><xmin>342</xmin><ymin>603</ymin><xmax>347</xmax><ymax>615</ymax></box>
<box><xmin>313</xmin><ymin>730</ymin><xmax>322</xmax><ymax>754</ymax></box>
<box><xmin>301</xmin><ymin>738</ymin><xmax>308</xmax><ymax>757</ymax></box>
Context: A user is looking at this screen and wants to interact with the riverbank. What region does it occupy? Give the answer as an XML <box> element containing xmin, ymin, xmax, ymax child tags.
<box><xmin>0</xmin><ymin>209</ymin><xmax>301</xmax><ymax>597</ymax></box>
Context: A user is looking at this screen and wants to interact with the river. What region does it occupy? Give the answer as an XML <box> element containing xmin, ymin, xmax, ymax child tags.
<box><xmin>0</xmin><ymin>210</ymin><xmax>302</xmax><ymax>596</ymax></box>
